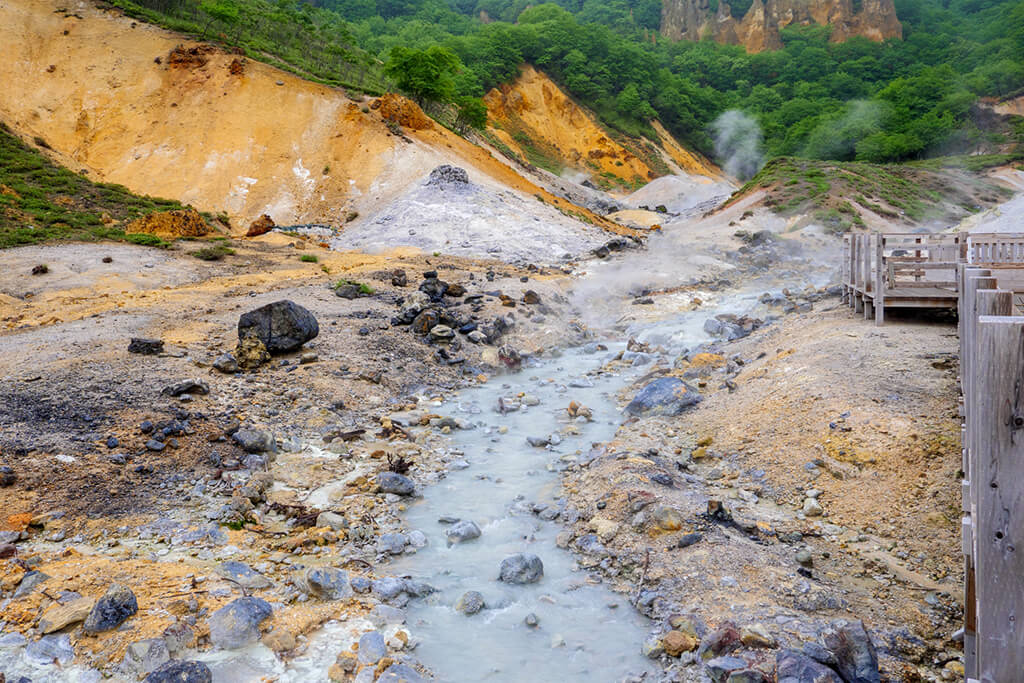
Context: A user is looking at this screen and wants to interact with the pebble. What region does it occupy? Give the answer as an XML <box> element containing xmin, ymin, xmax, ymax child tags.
<box><xmin>499</xmin><ymin>553</ymin><xmax>544</xmax><ymax>584</ymax></box>
<box><xmin>803</xmin><ymin>497</ymin><xmax>824</xmax><ymax>516</ymax></box>
<box><xmin>455</xmin><ymin>590</ymin><xmax>485</xmax><ymax>615</ymax></box>
<box><xmin>445</xmin><ymin>520</ymin><xmax>482</xmax><ymax>545</ymax></box>
<box><xmin>357</xmin><ymin>630</ymin><xmax>387</xmax><ymax>665</ymax></box>
<box><xmin>377</xmin><ymin>472</ymin><xmax>415</xmax><ymax>496</ymax></box>
<box><xmin>0</xmin><ymin>465</ymin><xmax>15</xmax><ymax>487</ymax></box>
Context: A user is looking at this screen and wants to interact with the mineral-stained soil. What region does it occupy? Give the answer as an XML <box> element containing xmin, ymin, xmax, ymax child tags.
<box><xmin>558</xmin><ymin>303</ymin><xmax>964</xmax><ymax>680</ymax></box>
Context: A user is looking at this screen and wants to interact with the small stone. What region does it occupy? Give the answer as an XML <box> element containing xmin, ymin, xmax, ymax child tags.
<box><xmin>213</xmin><ymin>353</ymin><xmax>239</xmax><ymax>374</ymax></box>
<box><xmin>740</xmin><ymin>623</ymin><xmax>777</xmax><ymax>648</ymax></box>
<box><xmin>796</xmin><ymin>550</ymin><xmax>813</xmax><ymax>567</ymax></box>
<box><xmin>84</xmin><ymin>583</ymin><xmax>138</xmax><ymax>633</ymax></box>
<box><xmin>776</xmin><ymin>649</ymin><xmax>843</xmax><ymax>683</ymax></box>
<box><xmin>232</xmin><ymin>428</ymin><xmax>277</xmax><ymax>454</ymax></box>
<box><xmin>429</xmin><ymin>324</ymin><xmax>455</xmax><ymax>341</ymax></box>
<box><xmin>262</xmin><ymin>628</ymin><xmax>297</xmax><ymax>652</ymax></box>
<box><xmin>295</xmin><ymin>567</ymin><xmax>352</xmax><ymax>600</ymax></box>
<box><xmin>803</xmin><ymin>498</ymin><xmax>824</xmax><ymax>517</ymax></box>
<box><xmin>208</xmin><ymin>596</ymin><xmax>273</xmax><ymax>649</ymax></box>
<box><xmin>705</xmin><ymin>655</ymin><xmax>748</xmax><ymax>683</ymax></box>
<box><xmin>677</xmin><ymin>532</ymin><xmax>703</xmax><ymax>548</ymax></box>
<box><xmin>300</xmin><ymin>351</ymin><xmax>318</xmax><ymax>364</ymax></box>
<box><xmin>445</xmin><ymin>520</ymin><xmax>481</xmax><ymax>545</ymax></box>
<box><xmin>651</xmin><ymin>505</ymin><xmax>684</xmax><ymax>531</ymax></box>
<box><xmin>146</xmin><ymin>439</ymin><xmax>166</xmax><ymax>452</ymax></box>
<box><xmin>316</xmin><ymin>511</ymin><xmax>348</xmax><ymax>530</ymax></box>
<box><xmin>820</xmin><ymin>619</ymin><xmax>880</xmax><ymax>683</ymax></box>
<box><xmin>525</xmin><ymin>613</ymin><xmax>539</xmax><ymax>627</ymax></box>
<box><xmin>216</xmin><ymin>561</ymin><xmax>272</xmax><ymax>590</ymax></box>
<box><xmin>378</xmin><ymin>664</ymin><xmax>425</xmax><ymax>683</ymax></box>
<box><xmin>522</xmin><ymin>290</ymin><xmax>541</xmax><ymax>304</ymax></box>
<box><xmin>455</xmin><ymin>591</ymin><xmax>485</xmax><ymax>615</ymax></box>
<box><xmin>499</xmin><ymin>553</ymin><xmax>544</xmax><ymax>584</ymax></box>
<box><xmin>0</xmin><ymin>465</ymin><xmax>14</xmax><ymax>487</ymax></box>
<box><xmin>161</xmin><ymin>379</ymin><xmax>209</xmax><ymax>397</ymax></box>
<box><xmin>122</xmin><ymin>638</ymin><xmax>171</xmax><ymax>677</ymax></box>
<box><xmin>162</xmin><ymin>622</ymin><xmax>195</xmax><ymax>653</ymax></box>
<box><xmin>357</xmin><ymin>630</ymin><xmax>387</xmax><ymax>665</ymax></box>
<box><xmin>377</xmin><ymin>532</ymin><xmax>408</xmax><ymax>555</ymax></box>
<box><xmin>625</xmin><ymin>377</ymin><xmax>702</xmax><ymax>416</ymax></box>
<box><xmin>128</xmin><ymin>338</ymin><xmax>164</xmax><ymax>355</ymax></box>
<box><xmin>377</xmin><ymin>471</ymin><xmax>415</xmax><ymax>496</ymax></box>
<box><xmin>700</xmin><ymin>622</ymin><xmax>741</xmax><ymax>659</ymax></box>
<box><xmin>662</xmin><ymin>629</ymin><xmax>699</xmax><ymax>656</ymax></box>
<box><xmin>144</xmin><ymin>660</ymin><xmax>212</xmax><ymax>683</ymax></box>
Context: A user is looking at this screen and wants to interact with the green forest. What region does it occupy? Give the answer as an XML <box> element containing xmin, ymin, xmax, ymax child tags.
<box><xmin>110</xmin><ymin>0</ymin><xmax>1024</xmax><ymax>169</ymax></box>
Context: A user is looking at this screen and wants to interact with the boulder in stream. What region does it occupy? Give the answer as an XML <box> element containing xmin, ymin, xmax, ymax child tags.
<box><xmin>499</xmin><ymin>553</ymin><xmax>544</xmax><ymax>584</ymax></box>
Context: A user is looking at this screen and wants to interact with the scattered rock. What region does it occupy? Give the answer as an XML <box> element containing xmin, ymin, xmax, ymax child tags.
<box><xmin>740</xmin><ymin>623</ymin><xmax>777</xmax><ymax>648</ymax></box>
<box><xmin>246</xmin><ymin>214</ymin><xmax>275</xmax><ymax>237</ymax></box>
<box><xmin>216</xmin><ymin>561</ymin><xmax>272</xmax><ymax>590</ymax></box>
<box><xmin>122</xmin><ymin>638</ymin><xmax>171</xmax><ymax>677</ymax></box>
<box><xmin>705</xmin><ymin>655</ymin><xmax>748</xmax><ymax>683</ymax></box>
<box><xmin>426</xmin><ymin>164</ymin><xmax>469</xmax><ymax>186</ymax></box>
<box><xmin>295</xmin><ymin>567</ymin><xmax>352</xmax><ymax>600</ymax></box>
<box><xmin>38</xmin><ymin>596</ymin><xmax>94</xmax><ymax>634</ymax></box>
<box><xmin>455</xmin><ymin>591</ymin><xmax>485</xmax><ymax>615</ymax></box>
<box><xmin>651</xmin><ymin>505</ymin><xmax>684</xmax><ymax>531</ymax></box>
<box><xmin>498</xmin><ymin>553</ymin><xmax>544</xmax><ymax>584</ymax></box>
<box><xmin>208</xmin><ymin>596</ymin><xmax>273</xmax><ymax>649</ymax></box>
<box><xmin>128</xmin><ymin>338</ymin><xmax>164</xmax><ymax>355</ymax></box>
<box><xmin>522</xmin><ymin>290</ymin><xmax>541</xmax><ymax>305</ymax></box>
<box><xmin>235</xmin><ymin>334</ymin><xmax>271</xmax><ymax>370</ymax></box>
<box><xmin>378</xmin><ymin>532</ymin><xmax>409</xmax><ymax>555</ymax></box>
<box><xmin>144</xmin><ymin>660</ymin><xmax>213</xmax><ymax>683</ymax></box>
<box><xmin>31</xmin><ymin>264</ymin><xmax>49</xmax><ymax>275</ymax></box>
<box><xmin>0</xmin><ymin>465</ymin><xmax>15</xmax><ymax>487</ymax></box>
<box><xmin>677</xmin><ymin>532</ymin><xmax>703</xmax><ymax>548</ymax></box>
<box><xmin>213</xmin><ymin>353</ymin><xmax>239</xmax><ymax>374</ymax></box>
<box><xmin>699</xmin><ymin>622</ymin><xmax>741</xmax><ymax>659</ymax></box>
<box><xmin>357</xmin><ymin>630</ymin><xmax>387</xmax><ymax>665</ymax></box>
<box><xmin>378</xmin><ymin>664</ymin><xmax>425</xmax><ymax>683</ymax></box>
<box><xmin>803</xmin><ymin>498</ymin><xmax>824</xmax><ymax>517</ymax></box>
<box><xmin>776</xmin><ymin>649</ymin><xmax>843</xmax><ymax>683</ymax></box>
<box><xmin>820</xmin><ymin>620</ymin><xmax>880</xmax><ymax>683</ymax></box>
<box><xmin>445</xmin><ymin>520</ymin><xmax>481</xmax><ymax>545</ymax></box>
<box><xmin>316</xmin><ymin>511</ymin><xmax>348</xmax><ymax>531</ymax></box>
<box><xmin>232</xmin><ymin>428</ymin><xmax>276</xmax><ymax>454</ymax></box>
<box><xmin>377</xmin><ymin>472</ymin><xmax>415</xmax><ymax>496</ymax></box>
<box><xmin>162</xmin><ymin>379</ymin><xmax>209</xmax><ymax>397</ymax></box>
<box><xmin>83</xmin><ymin>583</ymin><xmax>138</xmax><ymax>633</ymax></box>
<box><xmin>625</xmin><ymin>377</ymin><xmax>702</xmax><ymax>417</ymax></box>
<box><xmin>662</xmin><ymin>629</ymin><xmax>699</xmax><ymax>656</ymax></box>
<box><xmin>237</xmin><ymin>300</ymin><xmax>319</xmax><ymax>353</ymax></box>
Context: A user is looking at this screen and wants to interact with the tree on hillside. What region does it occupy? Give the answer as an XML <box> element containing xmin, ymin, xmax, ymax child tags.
<box><xmin>384</xmin><ymin>46</ymin><xmax>462</xmax><ymax>105</ymax></box>
<box><xmin>200</xmin><ymin>0</ymin><xmax>239</xmax><ymax>38</ymax></box>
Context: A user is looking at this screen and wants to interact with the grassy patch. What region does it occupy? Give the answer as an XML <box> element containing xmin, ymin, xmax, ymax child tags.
<box><xmin>0</xmin><ymin>123</ymin><xmax>199</xmax><ymax>248</ymax></box>
<box><xmin>299</xmin><ymin>254</ymin><xmax>319</xmax><ymax>263</ymax></box>
<box><xmin>334</xmin><ymin>279</ymin><xmax>374</xmax><ymax>295</ymax></box>
<box><xmin>191</xmin><ymin>243</ymin><xmax>235</xmax><ymax>261</ymax></box>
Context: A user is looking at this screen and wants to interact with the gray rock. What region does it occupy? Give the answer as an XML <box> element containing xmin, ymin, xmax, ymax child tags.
<box><xmin>232</xmin><ymin>428</ymin><xmax>277</xmax><ymax>454</ymax></box>
<box><xmin>368</xmin><ymin>604</ymin><xmax>406</xmax><ymax>627</ymax></box>
<box><xmin>377</xmin><ymin>532</ymin><xmax>409</xmax><ymax>555</ymax></box>
<box><xmin>83</xmin><ymin>583</ymin><xmax>138</xmax><ymax>633</ymax></box>
<box><xmin>377</xmin><ymin>472</ymin><xmax>415</xmax><ymax>496</ymax></box>
<box><xmin>161</xmin><ymin>379</ymin><xmax>209</xmax><ymax>397</ymax></box>
<box><xmin>128</xmin><ymin>338</ymin><xmax>164</xmax><ymax>355</ymax></box>
<box><xmin>378</xmin><ymin>664</ymin><xmax>426</xmax><ymax>683</ymax></box>
<box><xmin>213</xmin><ymin>353</ymin><xmax>239</xmax><ymax>374</ymax></box>
<box><xmin>216</xmin><ymin>561</ymin><xmax>272</xmax><ymax>590</ymax></box>
<box><xmin>316</xmin><ymin>511</ymin><xmax>348</xmax><ymax>530</ymax></box>
<box><xmin>372</xmin><ymin>577</ymin><xmax>407</xmax><ymax>601</ymax></box>
<box><xmin>24</xmin><ymin>633</ymin><xmax>74</xmax><ymax>666</ymax></box>
<box><xmin>207</xmin><ymin>597</ymin><xmax>273</xmax><ymax>649</ymax></box>
<box><xmin>122</xmin><ymin>638</ymin><xmax>171</xmax><ymax>677</ymax></box>
<box><xmin>144</xmin><ymin>660</ymin><xmax>213</xmax><ymax>683</ymax></box>
<box><xmin>14</xmin><ymin>570</ymin><xmax>50</xmax><ymax>598</ymax></box>
<box><xmin>335</xmin><ymin>284</ymin><xmax>363</xmax><ymax>299</ymax></box>
<box><xmin>727</xmin><ymin>670</ymin><xmax>771</xmax><ymax>683</ymax></box>
<box><xmin>705</xmin><ymin>656</ymin><xmax>748</xmax><ymax>683</ymax></box>
<box><xmin>237</xmin><ymin>300</ymin><xmax>319</xmax><ymax>353</ymax></box>
<box><xmin>426</xmin><ymin>165</ymin><xmax>470</xmax><ymax>187</ymax></box>
<box><xmin>0</xmin><ymin>465</ymin><xmax>14</xmax><ymax>486</ymax></box>
<box><xmin>296</xmin><ymin>567</ymin><xmax>352</xmax><ymax>600</ymax></box>
<box><xmin>820</xmin><ymin>620</ymin><xmax>880</xmax><ymax>683</ymax></box>
<box><xmin>776</xmin><ymin>649</ymin><xmax>843</xmax><ymax>683</ymax></box>
<box><xmin>351</xmin><ymin>576</ymin><xmax>372</xmax><ymax>593</ymax></box>
<box><xmin>455</xmin><ymin>591</ymin><xmax>485</xmax><ymax>615</ymax></box>
<box><xmin>407</xmin><ymin>530</ymin><xmax>427</xmax><ymax>548</ymax></box>
<box><xmin>162</xmin><ymin>622</ymin><xmax>195</xmax><ymax>654</ymax></box>
<box><xmin>499</xmin><ymin>553</ymin><xmax>544</xmax><ymax>584</ymax></box>
<box><xmin>357</xmin><ymin>630</ymin><xmax>388</xmax><ymax>665</ymax></box>
<box><xmin>146</xmin><ymin>439</ymin><xmax>167</xmax><ymax>452</ymax></box>
<box><xmin>625</xmin><ymin>377</ymin><xmax>702</xmax><ymax>417</ymax></box>
<box><xmin>445</xmin><ymin>520</ymin><xmax>481</xmax><ymax>545</ymax></box>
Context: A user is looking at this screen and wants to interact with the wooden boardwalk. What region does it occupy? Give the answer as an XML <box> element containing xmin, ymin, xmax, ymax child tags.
<box><xmin>841</xmin><ymin>231</ymin><xmax>1024</xmax><ymax>680</ymax></box>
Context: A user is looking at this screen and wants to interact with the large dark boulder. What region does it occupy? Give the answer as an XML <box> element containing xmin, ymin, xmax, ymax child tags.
<box><xmin>237</xmin><ymin>300</ymin><xmax>318</xmax><ymax>353</ymax></box>
<box><xmin>625</xmin><ymin>377</ymin><xmax>702</xmax><ymax>417</ymax></box>
<box><xmin>776</xmin><ymin>649</ymin><xmax>843</xmax><ymax>683</ymax></box>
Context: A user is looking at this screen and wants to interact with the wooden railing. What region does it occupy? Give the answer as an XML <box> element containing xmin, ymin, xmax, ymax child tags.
<box><xmin>957</xmin><ymin>266</ymin><xmax>1024</xmax><ymax>682</ymax></box>
<box><xmin>841</xmin><ymin>232</ymin><xmax>962</xmax><ymax>325</ymax></box>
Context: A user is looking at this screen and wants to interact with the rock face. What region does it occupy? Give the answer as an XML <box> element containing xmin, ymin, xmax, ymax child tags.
<box><xmin>125</xmin><ymin>208</ymin><xmax>210</xmax><ymax>238</ymax></box>
<box><xmin>237</xmin><ymin>300</ymin><xmax>318</xmax><ymax>353</ymax></box>
<box><xmin>660</xmin><ymin>0</ymin><xmax>901</xmax><ymax>52</ymax></box>
<box><xmin>625</xmin><ymin>377</ymin><xmax>702</xmax><ymax>417</ymax></box>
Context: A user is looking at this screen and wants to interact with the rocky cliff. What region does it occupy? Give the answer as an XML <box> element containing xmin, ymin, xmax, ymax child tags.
<box><xmin>661</xmin><ymin>0</ymin><xmax>901</xmax><ymax>51</ymax></box>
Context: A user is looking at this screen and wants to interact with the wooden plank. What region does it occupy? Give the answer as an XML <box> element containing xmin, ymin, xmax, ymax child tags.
<box><xmin>974</xmin><ymin>315</ymin><xmax>1024</xmax><ymax>680</ymax></box>
<box><xmin>890</xmin><ymin>281</ymin><xmax>959</xmax><ymax>289</ymax></box>
<box><xmin>875</xmin><ymin>233</ymin><xmax>885</xmax><ymax>326</ymax></box>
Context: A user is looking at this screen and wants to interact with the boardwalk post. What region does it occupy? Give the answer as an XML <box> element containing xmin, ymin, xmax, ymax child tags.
<box><xmin>973</xmin><ymin>316</ymin><xmax>1024</xmax><ymax>681</ymax></box>
<box><xmin>852</xmin><ymin>235</ymin><xmax>863</xmax><ymax>313</ymax></box>
<box><xmin>874</xmin><ymin>233</ymin><xmax>885</xmax><ymax>326</ymax></box>
<box><xmin>862</xmin><ymin>234</ymin><xmax>873</xmax><ymax>319</ymax></box>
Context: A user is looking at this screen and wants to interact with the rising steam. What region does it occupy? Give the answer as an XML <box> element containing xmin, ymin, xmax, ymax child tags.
<box><xmin>711</xmin><ymin>110</ymin><xmax>764</xmax><ymax>181</ymax></box>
